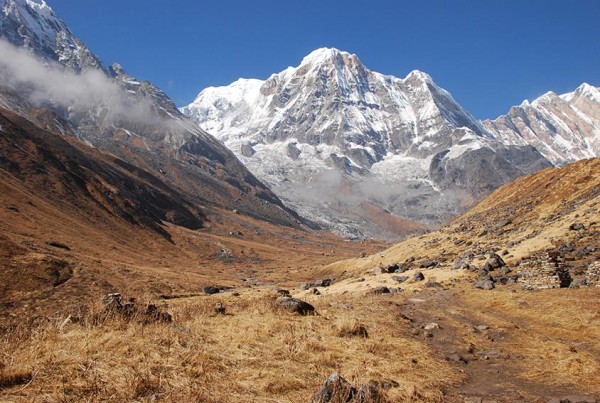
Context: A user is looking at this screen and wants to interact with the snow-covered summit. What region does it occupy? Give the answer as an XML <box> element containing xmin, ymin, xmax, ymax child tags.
<box><xmin>299</xmin><ymin>47</ymin><xmax>358</xmax><ymax>66</ymax></box>
<box><xmin>182</xmin><ymin>48</ymin><xmax>551</xmax><ymax>238</ymax></box>
<box><xmin>484</xmin><ymin>84</ymin><xmax>600</xmax><ymax>166</ymax></box>
<box><xmin>0</xmin><ymin>0</ymin><xmax>104</xmax><ymax>71</ymax></box>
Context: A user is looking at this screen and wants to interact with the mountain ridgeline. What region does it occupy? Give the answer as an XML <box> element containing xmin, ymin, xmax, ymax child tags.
<box><xmin>182</xmin><ymin>48</ymin><xmax>598</xmax><ymax>238</ymax></box>
<box><xmin>0</xmin><ymin>0</ymin><xmax>303</xmax><ymax>236</ymax></box>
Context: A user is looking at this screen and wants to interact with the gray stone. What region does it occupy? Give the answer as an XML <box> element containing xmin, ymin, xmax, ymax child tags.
<box><xmin>311</xmin><ymin>372</ymin><xmax>356</xmax><ymax>403</ymax></box>
<box><xmin>203</xmin><ymin>286</ymin><xmax>221</xmax><ymax>295</ymax></box>
<box><xmin>413</xmin><ymin>272</ymin><xmax>425</xmax><ymax>281</ymax></box>
<box><xmin>423</xmin><ymin>322</ymin><xmax>440</xmax><ymax>330</ymax></box>
<box><xmin>420</xmin><ymin>260</ymin><xmax>437</xmax><ymax>269</ymax></box>
<box><xmin>392</xmin><ymin>275</ymin><xmax>409</xmax><ymax>283</ymax></box>
<box><xmin>369</xmin><ymin>286</ymin><xmax>391</xmax><ymax>295</ymax></box>
<box><xmin>475</xmin><ymin>279</ymin><xmax>495</xmax><ymax>290</ymax></box>
<box><xmin>275</xmin><ymin>297</ymin><xmax>315</xmax><ymax>315</ymax></box>
<box><xmin>569</xmin><ymin>222</ymin><xmax>585</xmax><ymax>231</ymax></box>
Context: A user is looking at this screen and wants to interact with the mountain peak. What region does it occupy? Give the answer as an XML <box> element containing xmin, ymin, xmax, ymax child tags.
<box><xmin>574</xmin><ymin>82</ymin><xmax>600</xmax><ymax>102</ymax></box>
<box><xmin>300</xmin><ymin>47</ymin><xmax>357</xmax><ymax>66</ymax></box>
<box><xmin>0</xmin><ymin>0</ymin><xmax>104</xmax><ymax>72</ymax></box>
<box><xmin>405</xmin><ymin>70</ymin><xmax>433</xmax><ymax>84</ymax></box>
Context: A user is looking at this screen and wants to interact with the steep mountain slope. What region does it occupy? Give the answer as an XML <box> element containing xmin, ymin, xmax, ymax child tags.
<box><xmin>0</xmin><ymin>0</ymin><xmax>301</xmax><ymax>229</ymax></box>
<box><xmin>0</xmin><ymin>0</ymin><xmax>103</xmax><ymax>71</ymax></box>
<box><xmin>0</xmin><ymin>103</ymin><xmax>387</xmax><ymax>319</ymax></box>
<box><xmin>182</xmin><ymin>48</ymin><xmax>552</xmax><ymax>239</ymax></box>
<box><xmin>483</xmin><ymin>84</ymin><xmax>600</xmax><ymax>166</ymax></box>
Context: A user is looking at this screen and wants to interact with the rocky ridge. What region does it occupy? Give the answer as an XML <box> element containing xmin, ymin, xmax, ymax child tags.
<box><xmin>182</xmin><ymin>48</ymin><xmax>577</xmax><ymax>238</ymax></box>
<box><xmin>0</xmin><ymin>0</ymin><xmax>302</xmax><ymax>228</ymax></box>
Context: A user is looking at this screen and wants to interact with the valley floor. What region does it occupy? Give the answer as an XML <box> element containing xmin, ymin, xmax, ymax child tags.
<box><xmin>1</xmin><ymin>282</ymin><xmax>598</xmax><ymax>402</ymax></box>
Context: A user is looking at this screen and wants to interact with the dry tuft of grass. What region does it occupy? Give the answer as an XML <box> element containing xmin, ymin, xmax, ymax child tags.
<box><xmin>336</xmin><ymin>317</ymin><xmax>369</xmax><ymax>339</ymax></box>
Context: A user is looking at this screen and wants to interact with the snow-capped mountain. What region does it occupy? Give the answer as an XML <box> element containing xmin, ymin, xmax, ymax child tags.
<box><xmin>0</xmin><ymin>0</ymin><xmax>302</xmax><ymax>228</ymax></box>
<box><xmin>0</xmin><ymin>0</ymin><xmax>103</xmax><ymax>71</ymax></box>
<box><xmin>182</xmin><ymin>48</ymin><xmax>552</xmax><ymax>238</ymax></box>
<box><xmin>483</xmin><ymin>84</ymin><xmax>600</xmax><ymax>166</ymax></box>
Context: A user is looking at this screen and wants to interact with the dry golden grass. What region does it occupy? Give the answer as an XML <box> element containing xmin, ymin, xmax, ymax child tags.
<box><xmin>0</xmin><ymin>291</ymin><xmax>459</xmax><ymax>402</ymax></box>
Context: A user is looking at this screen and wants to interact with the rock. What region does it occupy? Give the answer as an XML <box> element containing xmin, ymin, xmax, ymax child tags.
<box><xmin>214</xmin><ymin>302</ymin><xmax>226</xmax><ymax>315</ymax></box>
<box><xmin>425</xmin><ymin>281</ymin><xmax>444</xmax><ymax>289</ymax></box>
<box><xmin>276</xmin><ymin>289</ymin><xmax>291</xmax><ymax>297</ymax></box>
<box><xmin>423</xmin><ymin>322</ymin><xmax>440</xmax><ymax>330</ymax></box>
<box><xmin>475</xmin><ymin>279</ymin><xmax>495</xmax><ymax>290</ymax></box>
<box><xmin>373</xmin><ymin>267</ymin><xmax>385</xmax><ymax>275</ymax></box>
<box><xmin>47</xmin><ymin>241</ymin><xmax>71</xmax><ymax>250</ymax></box>
<box><xmin>389</xmin><ymin>287</ymin><xmax>404</xmax><ymax>294</ymax></box>
<box><xmin>446</xmin><ymin>353</ymin><xmax>469</xmax><ymax>364</ymax></box>
<box><xmin>420</xmin><ymin>260</ymin><xmax>436</xmax><ymax>269</ymax></box>
<box><xmin>396</xmin><ymin>262</ymin><xmax>412</xmax><ymax>273</ymax></box>
<box><xmin>569</xmin><ymin>277</ymin><xmax>587</xmax><ymax>288</ymax></box>
<box><xmin>145</xmin><ymin>304</ymin><xmax>173</xmax><ymax>323</ymax></box>
<box><xmin>392</xmin><ymin>275</ymin><xmax>408</xmax><ymax>283</ymax></box>
<box><xmin>303</xmin><ymin>279</ymin><xmax>333</xmax><ymax>288</ymax></box>
<box><xmin>475</xmin><ymin>324</ymin><xmax>490</xmax><ymax>331</ymax></box>
<box><xmin>355</xmin><ymin>380</ymin><xmax>384</xmax><ymax>401</ymax></box>
<box><xmin>547</xmin><ymin>396</ymin><xmax>597</xmax><ymax>403</ymax></box>
<box><xmin>275</xmin><ymin>296</ymin><xmax>315</xmax><ymax>315</ymax></box>
<box><xmin>452</xmin><ymin>257</ymin><xmax>470</xmax><ymax>270</ymax></box>
<box><xmin>413</xmin><ymin>272</ymin><xmax>425</xmax><ymax>281</ymax></box>
<box><xmin>369</xmin><ymin>286</ymin><xmax>391</xmax><ymax>295</ymax></box>
<box><xmin>569</xmin><ymin>222</ymin><xmax>585</xmax><ymax>231</ymax></box>
<box><xmin>240</xmin><ymin>143</ymin><xmax>255</xmax><ymax>157</ymax></box>
<box><xmin>203</xmin><ymin>286</ymin><xmax>221</xmax><ymax>295</ymax></box>
<box><xmin>311</xmin><ymin>288</ymin><xmax>321</xmax><ymax>295</ymax></box>
<box><xmin>355</xmin><ymin>277</ymin><xmax>365</xmax><ymax>282</ymax></box>
<box><xmin>384</xmin><ymin>263</ymin><xmax>400</xmax><ymax>273</ymax></box>
<box><xmin>311</xmin><ymin>372</ymin><xmax>356</xmax><ymax>403</ymax></box>
<box><xmin>313</xmin><ymin>279</ymin><xmax>332</xmax><ymax>287</ymax></box>
<box><xmin>485</xmin><ymin>253</ymin><xmax>506</xmax><ymax>270</ymax></box>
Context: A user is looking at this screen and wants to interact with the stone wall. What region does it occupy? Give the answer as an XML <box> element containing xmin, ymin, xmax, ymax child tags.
<box><xmin>585</xmin><ymin>261</ymin><xmax>600</xmax><ymax>287</ymax></box>
<box><xmin>517</xmin><ymin>251</ymin><xmax>571</xmax><ymax>290</ymax></box>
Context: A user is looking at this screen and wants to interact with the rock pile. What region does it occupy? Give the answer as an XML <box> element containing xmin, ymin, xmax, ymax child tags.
<box><xmin>103</xmin><ymin>293</ymin><xmax>172</xmax><ymax>323</ymax></box>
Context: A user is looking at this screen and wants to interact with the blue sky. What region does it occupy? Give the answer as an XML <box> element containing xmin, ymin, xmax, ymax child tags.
<box><xmin>50</xmin><ymin>0</ymin><xmax>599</xmax><ymax>119</ymax></box>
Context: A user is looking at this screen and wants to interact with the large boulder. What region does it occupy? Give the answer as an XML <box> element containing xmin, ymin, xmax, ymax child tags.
<box><xmin>275</xmin><ymin>297</ymin><xmax>315</xmax><ymax>315</ymax></box>
<box><xmin>311</xmin><ymin>373</ymin><xmax>356</xmax><ymax>403</ymax></box>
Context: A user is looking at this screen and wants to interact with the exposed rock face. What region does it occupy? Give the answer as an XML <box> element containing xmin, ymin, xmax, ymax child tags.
<box><xmin>0</xmin><ymin>0</ymin><xmax>104</xmax><ymax>72</ymax></box>
<box><xmin>0</xmin><ymin>0</ymin><xmax>302</xmax><ymax>229</ymax></box>
<box><xmin>483</xmin><ymin>84</ymin><xmax>600</xmax><ymax>166</ymax></box>
<box><xmin>182</xmin><ymin>48</ymin><xmax>561</xmax><ymax>239</ymax></box>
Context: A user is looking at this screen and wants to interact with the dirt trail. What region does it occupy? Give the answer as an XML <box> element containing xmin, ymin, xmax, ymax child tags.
<box><xmin>396</xmin><ymin>288</ymin><xmax>599</xmax><ymax>402</ymax></box>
